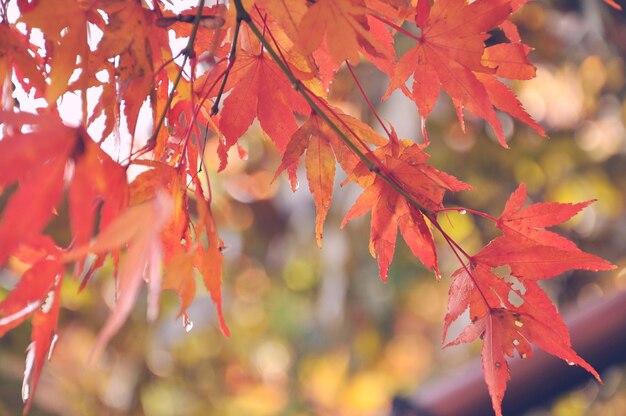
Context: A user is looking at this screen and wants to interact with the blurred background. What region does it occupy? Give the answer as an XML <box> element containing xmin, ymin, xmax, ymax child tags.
<box><xmin>1</xmin><ymin>0</ymin><xmax>626</xmax><ymax>415</ymax></box>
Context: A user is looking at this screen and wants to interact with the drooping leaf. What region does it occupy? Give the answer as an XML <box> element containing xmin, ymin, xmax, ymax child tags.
<box><xmin>163</xmin><ymin>250</ymin><xmax>197</xmax><ymax>318</ymax></box>
<box><xmin>447</xmin><ymin>308</ymin><xmax>532</xmax><ymax>416</ymax></box>
<box><xmin>129</xmin><ymin>164</ymin><xmax>188</xmax><ymax>260</ymax></box>
<box><xmin>18</xmin><ymin>0</ymin><xmax>103</xmax><ymax>105</ymax></box>
<box><xmin>193</xmin><ymin>182</ymin><xmax>230</xmax><ymax>337</ymax></box>
<box><xmin>64</xmin><ymin>193</ymin><xmax>174</xmax><ymax>358</ymax></box>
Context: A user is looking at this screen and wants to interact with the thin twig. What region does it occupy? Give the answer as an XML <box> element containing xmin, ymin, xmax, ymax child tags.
<box><xmin>149</xmin><ymin>0</ymin><xmax>206</xmax><ymax>153</ymax></box>
<box><xmin>210</xmin><ymin>7</ymin><xmax>248</xmax><ymax>115</ymax></box>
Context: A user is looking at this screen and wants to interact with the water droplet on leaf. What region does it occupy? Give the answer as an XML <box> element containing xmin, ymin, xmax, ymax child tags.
<box><xmin>514</xmin><ymin>320</ymin><xmax>524</xmax><ymax>327</ymax></box>
<box><xmin>459</xmin><ymin>209</ymin><xmax>467</xmax><ymax>215</ymax></box>
<box><xmin>183</xmin><ymin>314</ymin><xmax>193</xmax><ymax>333</ymax></box>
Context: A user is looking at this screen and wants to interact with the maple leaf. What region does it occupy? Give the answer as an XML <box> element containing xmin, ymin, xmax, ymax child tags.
<box><xmin>442</xmin><ymin>263</ymin><xmax>513</xmax><ymax>342</ymax></box>
<box><xmin>474</xmin><ymin>184</ymin><xmax>614</xmax><ymax>279</ymax></box>
<box><xmin>442</xmin><ymin>184</ymin><xmax>613</xmax><ymax>414</ymax></box>
<box><xmin>0</xmin><ymin>111</ymin><xmax>77</xmax><ymax>266</ymax></box>
<box><xmin>342</xmin><ymin>132</ymin><xmax>470</xmax><ymax>280</ymax></box>
<box><xmin>276</xmin><ymin>114</ymin><xmax>338</xmax><ymax>247</ymax></box>
<box><xmin>0</xmin><ymin>25</ymin><xmax>46</xmax><ymax>101</ymax></box>
<box><xmin>68</xmin><ymin>132</ymin><xmax>129</xmax><ymax>275</ymax></box>
<box><xmin>163</xmin><ymin>250</ymin><xmax>196</xmax><ymax>318</ymax></box>
<box><xmin>94</xmin><ymin>0</ymin><xmax>159</xmax><ymax>136</ymax></box>
<box><xmin>275</xmin><ymin>111</ymin><xmax>388</xmax><ymax>247</ymax></box>
<box><xmin>296</xmin><ymin>0</ymin><xmax>393</xmax><ymax>65</ymax></box>
<box><xmin>496</xmin><ymin>183</ymin><xmax>592</xmax><ymax>248</ymax></box>
<box><xmin>384</xmin><ymin>0</ymin><xmax>544</xmax><ymax>146</ymax></box>
<box><xmin>218</xmin><ymin>49</ymin><xmax>309</xmax><ymax>153</ymax></box>
<box><xmin>448</xmin><ymin>281</ymin><xmax>601</xmax><ymax>416</ymax></box>
<box><xmin>604</xmin><ymin>0</ymin><xmax>622</xmax><ymax>10</ymax></box>
<box><xmin>19</xmin><ymin>0</ymin><xmax>104</xmax><ymax>105</ymax></box>
<box><xmin>0</xmin><ymin>256</ymin><xmax>63</xmax><ymax>413</ymax></box>
<box><xmin>64</xmin><ymin>193</ymin><xmax>174</xmax><ymax>358</ymax></box>
<box><xmin>304</xmin><ymin>121</ymin><xmax>336</xmax><ymax>247</ymax></box>
<box><xmin>22</xmin><ymin>271</ymin><xmax>63</xmax><ymax>414</ymax></box>
<box><xmin>129</xmin><ymin>164</ymin><xmax>189</xmax><ymax>260</ymax></box>
<box><xmin>256</xmin><ymin>0</ymin><xmax>308</xmax><ymax>43</ymax></box>
<box><xmin>475</xmin><ymin>236</ymin><xmax>614</xmax><ymax>280</ymax></box>
<box><xmin>192</xmin><ymin>181</ymin><xmax>230</xmax><ymax>337</ymax></box>
<box><xmin>0</xmin><ymin>259</ymin><xmax>62</xmax><ymax>337</ymax></box>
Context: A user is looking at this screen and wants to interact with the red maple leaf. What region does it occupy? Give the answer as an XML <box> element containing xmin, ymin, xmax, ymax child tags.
<box><xmin>384</xmin><ymin>0</ymin><xmax>545</xmax><ymax>145</ymax></box>
<box><xmin>448</xmin><ymin>281</ymin><xmax>601</xmax><ymax>416</ymax></box>
<box><xmin>0</xmin><ymin>112</ymin><xmax>75</xmax><ymax>266</ymax></box>
<box><xmin>0</xmin><ymin>257</ymin><xmax>63</xmax><ymax>413</ymax></box>
<box><xmin>443</xmin><ymin>184</ymin><xmax>614</xmax><ymax>415</ymax></box>
<box><xmin>475</xmin><ymin>184</ymin><xmax>614</xmax><ymax>279</ymax></box>
<box><xmin>218</xmin><ymin>48</ymin><xmax>309</xmax><ymax>154</ymax></box>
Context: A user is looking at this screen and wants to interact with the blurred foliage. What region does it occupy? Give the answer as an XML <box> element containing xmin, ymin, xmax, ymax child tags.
<box><xmin>2</xmin><ymin>1</ymin><xmax>626</xmax><ymax>415</ymax></box>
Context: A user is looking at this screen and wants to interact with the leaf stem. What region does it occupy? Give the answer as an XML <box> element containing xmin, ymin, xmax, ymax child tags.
<box><xmin>371</xmin><ymin>14</ymin><xmax>422</xmax><ymax>42</ymax></box>
<box><xmin>346</xmin><ymin>61</ymin><xmax>392</xmax><ymax>138</ymax></box>
<box><xmin>210</xmin><ymin>2</ymin><xmax>249</xmax><ymax>115</ymax></box>
<box><xmin>435</xmin><ymin>207</ymin><xmax>497</xmax><ymax>222</ymax></box>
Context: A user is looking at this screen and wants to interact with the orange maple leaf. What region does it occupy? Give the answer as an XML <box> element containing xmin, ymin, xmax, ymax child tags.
<box><xmin>19</xmin><ymin>0</ymin><xmax>104</xmax><ymax>105</ymax></box>
<box><xmin>276</xmin><ymin>111</ymin><xmax>387</xmax><ymax>247</ymax></box>
<box><xmin>297</xmin><ymin>0</ymin><xmax>394</xmax><ymax>65</ymax></box>
<box><xmin>94</xmin><ymin>1</ymin><xmax>160</xmax><ymax>135</ymax></box>
<box><xmin>342</xmin><ymin>132</ymin><xmax>470</xmax><ymax>280</ymax></box>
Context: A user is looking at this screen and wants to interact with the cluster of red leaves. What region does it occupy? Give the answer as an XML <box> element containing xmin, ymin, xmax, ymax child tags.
<box><xmin>0</xmin><ymin>0</ymin><xmax>616</xmax><ymax>414</ymax></box>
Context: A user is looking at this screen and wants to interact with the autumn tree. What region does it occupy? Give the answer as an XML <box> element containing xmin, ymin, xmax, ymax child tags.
<box><xmin>0</xmin><ymin>0</ymin><xmax>621</xmax><ymax>414</ymax></box>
